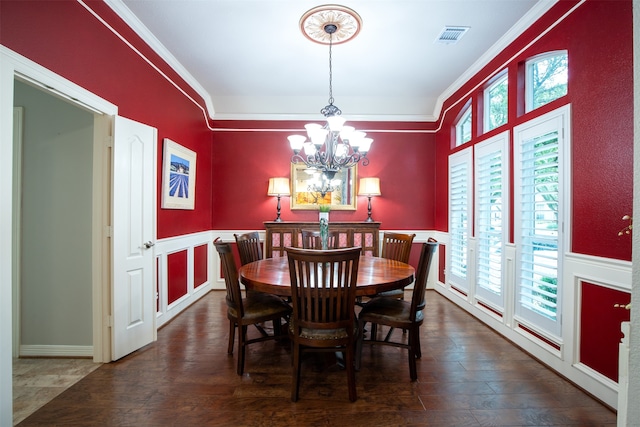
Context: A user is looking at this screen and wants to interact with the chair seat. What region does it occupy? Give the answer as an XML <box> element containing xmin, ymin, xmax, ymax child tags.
<box><xmin>228</xmin><ymin>293</ymin><xmax>291</xmax><ymax>321</ymax></box>
<box><xmin>289</xmin><ymin>319</ymin><xmax>356</xmax><ymax>340</ymax></box>
<box><xmin>359</xmin><ymin>297</ymin><xmax>424</xmax><ymax>327</ymax></box>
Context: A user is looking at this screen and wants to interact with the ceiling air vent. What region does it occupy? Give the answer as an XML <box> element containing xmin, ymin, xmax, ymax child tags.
<box><xmin>435</xmin><ymin>26</ymin><xmax>470</xmax><ymax>44</ymax></box>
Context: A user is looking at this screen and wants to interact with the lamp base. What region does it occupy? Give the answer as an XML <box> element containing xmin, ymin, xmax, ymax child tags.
<box><xmin>364</xmin><ymin>196</ymin><xmax>374</xmax><ymax>223</ymax></box>
<box><xmin>274</xmin><ymin>195</ymin><xmax>283</xmax><ymax>222</ymax></box>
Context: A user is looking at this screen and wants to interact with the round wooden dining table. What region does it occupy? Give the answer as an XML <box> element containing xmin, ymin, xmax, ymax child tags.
<box><xmin>238</xmin><ymin>255</ymin><xmax>415</xmax><ymax>297</ymax></box>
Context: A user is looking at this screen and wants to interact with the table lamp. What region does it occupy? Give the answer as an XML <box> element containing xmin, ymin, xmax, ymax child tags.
<box><xmin>358</xmin><ymin>177</ymin><xmax>381</xmax><ymax>222</ymax></box>
<box><xmin>267</xmin><ymin>177</ymin><xmax>290</xmax><ymax>222</ymax></box>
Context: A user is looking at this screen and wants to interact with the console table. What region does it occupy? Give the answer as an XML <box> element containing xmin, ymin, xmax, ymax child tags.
<box><xmin>264</xmin><ymin>221</ymin><xmax>381</xmax><ymax>258</ymax></box>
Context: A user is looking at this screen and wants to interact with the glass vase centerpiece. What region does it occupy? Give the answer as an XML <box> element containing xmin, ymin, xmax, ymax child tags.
<box><xmin>319</xmin><ymin>218</ymin><xmax>329</xmax><ymax>250</ymax></box>
<box><xmin>319</xmin><ymin>204</ymin><xmax>330</xmax><ymax>222</ymax></box>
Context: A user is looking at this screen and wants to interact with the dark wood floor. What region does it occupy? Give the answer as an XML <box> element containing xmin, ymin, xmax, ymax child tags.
<box><xmin>18</xmin><ymin>290</ymin><xmax>616</xmax><ymax>426</ymax></box>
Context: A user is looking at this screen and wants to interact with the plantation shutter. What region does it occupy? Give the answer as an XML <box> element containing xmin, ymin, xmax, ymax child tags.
<box><xmin>448</xmin><ymin>149</ymin><xmax>472</xmax><ymax>293</ymax></box>
<box><xmin>475</xmin><ymin>133</ymin><xmax>508</xmax><ymax>310</ymax></box>
<box><xmin>514</xmin><ymin>107</ymin><xmax>567</xmax><ymax>339</ymax></box>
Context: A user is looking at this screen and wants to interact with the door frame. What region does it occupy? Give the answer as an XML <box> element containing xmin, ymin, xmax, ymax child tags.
<box><xmin>2</xmin><ymin>46</ymin><xmax>119</xmax><ymax>366</ymax></box>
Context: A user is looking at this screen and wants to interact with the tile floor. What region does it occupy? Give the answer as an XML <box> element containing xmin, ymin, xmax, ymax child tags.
<box><xmin>12</xmin><ymin>358</ymin><xmax>101</xmax><ymax>425</ymax></box>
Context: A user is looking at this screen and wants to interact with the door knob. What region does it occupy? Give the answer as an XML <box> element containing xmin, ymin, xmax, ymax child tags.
<box><xmin>143</xmin><ymin>241</ymin><xmax>155</xmax><ymax>249</ymax></box>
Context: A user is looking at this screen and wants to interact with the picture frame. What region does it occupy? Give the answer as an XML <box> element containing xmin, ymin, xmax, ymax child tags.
<box><xmin>161</xmin><ymin>138</ymin><xmax>196</xmax><ymax>210</ymax></box>
<box><xmin>290</xmin><ymin>163</ymin><xmax>357</xmax><ymax>210</ymax></box>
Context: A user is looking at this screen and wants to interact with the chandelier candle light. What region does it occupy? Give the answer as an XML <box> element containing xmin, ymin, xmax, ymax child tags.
<box><xmin>289</xmin><ymin>5</ymin><xmax>372</xmax><ymax>195</ymax></box>
<box><xmin>267</xmin><ymin>177</ymin><xmax>291</xmax><ymax>222</ymax></box>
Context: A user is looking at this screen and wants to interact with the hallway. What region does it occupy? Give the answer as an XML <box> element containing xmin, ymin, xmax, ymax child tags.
<box><xmin>17</xmin><ymin>290</ymin><xmax>616</xmax><ymax>426</ymax></box>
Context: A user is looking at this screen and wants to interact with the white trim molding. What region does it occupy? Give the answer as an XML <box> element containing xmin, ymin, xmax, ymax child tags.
<box><xmin>434</xmin><ymin>241</ymin><xmax>631</xmax><ymax>409</ymax></box>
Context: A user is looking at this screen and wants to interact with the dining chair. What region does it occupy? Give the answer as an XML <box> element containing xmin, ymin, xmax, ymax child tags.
<box><xmin>300</xmin><ymin>229</ymin><xmax>341</xmax><ymax>249</ymax></box>
<box><xmin>214</xmin><ymin>239</ymin><xmax>292</xmax><ymax>375</ymax></box>
<box><xmin>356</xmin><ymin>240</ymin><xmax>438</xmax><ymax>381</ymax></box>
<box><xmin>374</xmin><ymin>232</ymin><xmax>417</xmax><ymax>300</ymax></box>
<box><xmin>234</xmin><ymin>231</ymin><xmax>263</xmax><ymax>265</ymax></box>
<box><xmin>234</xmin><ymin>231</ymin><xmax>275</xmax><ymax>336</ymax></box>
<box><xmin>286</xmin><ymin>246</ymin><xmax>361</xmax><ymax>402</ymax></box>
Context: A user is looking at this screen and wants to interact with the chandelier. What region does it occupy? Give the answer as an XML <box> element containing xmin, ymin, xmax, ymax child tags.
<box><xmin>288</xmin><ymin>5</ymin><xmax>372</xmax><ymax>193</ymax></box>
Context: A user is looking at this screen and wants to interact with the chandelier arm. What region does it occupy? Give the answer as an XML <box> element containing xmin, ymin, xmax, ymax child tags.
<box><xmin>291</xmin><ymin>154</ymin><xmax>312</xmax><ymax>167</ymax></box>
<box><xmin>332</xmin><ymin>153</ymin><xmax>362</xmax><ymax>170</ymax></box>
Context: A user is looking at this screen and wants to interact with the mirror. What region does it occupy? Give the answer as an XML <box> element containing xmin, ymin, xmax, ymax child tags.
<box><xmin>290</xmin><ymin>163</ymin><xmax>357</xmax><ymax>210</ymax></box>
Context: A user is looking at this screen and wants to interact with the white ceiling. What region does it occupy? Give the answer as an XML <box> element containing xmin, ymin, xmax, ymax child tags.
<box><xmin>109</xmin><ymin>0</ymin><xmax>554</xmax><ymax>122</ymax></box>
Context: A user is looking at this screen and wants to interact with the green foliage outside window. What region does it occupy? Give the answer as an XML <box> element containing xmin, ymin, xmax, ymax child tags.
<box><xmin>529</xmin><ymin>53</ymin><xmax>568</xmax><ymax>110</ymax></box>
<box><xmin>487</xmin><ymin>76</ymin><xmax>508</xmax><ymax>131</ymax></box>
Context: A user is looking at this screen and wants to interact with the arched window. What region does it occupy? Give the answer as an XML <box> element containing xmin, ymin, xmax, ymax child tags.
<box><xmin>484</xmin><ymin>71</ymin><xmax>508</xmax><ymax>132</ymax></box>
<box><xmin>455</xmin><ymin>104</ymin><xmax>472</xmax><ymax>146</ymax></box>
<box><xmin>525</xmin><ymin>51</ymin><xmax>568</xmax><ymax>112</ymax></box>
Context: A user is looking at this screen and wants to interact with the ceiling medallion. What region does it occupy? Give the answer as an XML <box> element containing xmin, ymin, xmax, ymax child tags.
<box><xmin>299</xmin><ymin>4</ymin><xmax>362</xmax><ymax>45</ymax></box>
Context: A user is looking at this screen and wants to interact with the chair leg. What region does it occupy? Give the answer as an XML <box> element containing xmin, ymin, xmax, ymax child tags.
<box><xmin>227</xmin><ymin>320</ymin><xmax>235</xmax><ymax>354</ymax></box>
<box><xmin>355</xmin><ymin>319</ymin><xmax>365</xmax><ymax>371</ymax></box>
<box><xmin>345</xmin><ymin>346</ymin><xmax>357</xmax><ymax>402</ymax></box>
<box><xmin>370</xmin><ymin>323</ymin><xmax>378</xmax><ymax>340</ymax></box>
<box><xmin>408</xmin><ymin>327</ymin><xmax>417</xmax><ymax>381</ymax></box>
<box><xmin>291</xmin><ymin>343</ymin><xmax>301</xmax><ymax>402</ymax></box>
<box><xmin>237</xmin><ymin>325</ymin><xmax>247</xmax><ymax>375</ymax></box>
<box><xmin>273</xmin><ymin>317</ymin><xmax>282</xmax><ymax>336</ymax></box>
<box><xmin>415</xmin><ymin>328</ymin><xmax>422</xmax><ymax>359</ymax></box>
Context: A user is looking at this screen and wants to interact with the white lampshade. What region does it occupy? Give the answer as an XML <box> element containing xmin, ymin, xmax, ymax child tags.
<box><xmin>267</xmin><ymin>177</ymin><xmax>291</xmax><ymax>196</ymax></box>
<box><xmin>303</xmin><ymin>142</ymin><xmax>317</xmax><ymax>156</ymax></box>
<box><xmin>347</xmin><ymin>130</ymin><xmax>367</xmax><ymax>148</ymax></box>
<box><xmin>305</xmin><ymin>123</ymin><xmax>328</xmax><ymax>146</ymax></box>
<box><xmin>339</xmin><ymin>125</ymin><xmax>355</xmax><ymax>140</ymax></box>
<box><xmin>288</xmin><ymin>135</ymin><xmax>306</xmax><ymax>152</ymax></box>
<box><xmin>358</xmin><ymin>137</ymin><xmax>373</xmax><ymax>153</ymax></box>
<box><xmin>326</xmin><ymin>115</ymin><xmax>346</xmax><ymax>131</ymax></box>
<box><xmin>358</xmin><ymin>177</ymin><xmax>381</xmax><ymax>196</ymax></box>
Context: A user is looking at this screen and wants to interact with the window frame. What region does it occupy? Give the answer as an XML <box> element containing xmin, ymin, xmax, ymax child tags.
<box><xmin>525</xmin><ymin>51</ymin><xmax>568</xmax><ymax>113</ymax></box>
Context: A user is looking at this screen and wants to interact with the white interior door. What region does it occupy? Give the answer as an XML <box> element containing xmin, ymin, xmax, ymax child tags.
<box><xmin>112</xmin><ymin>115</ymin><xmax>156</xmax><ymax>360</ymax></box>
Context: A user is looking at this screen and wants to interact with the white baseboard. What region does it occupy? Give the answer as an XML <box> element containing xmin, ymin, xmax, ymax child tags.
<box><xmin>19</xmin><ymin>345</ymin><xmax>93</xmax><ymax>357</ymax></box>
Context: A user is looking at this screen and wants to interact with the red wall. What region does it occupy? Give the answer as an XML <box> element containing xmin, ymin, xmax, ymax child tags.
<box><xmin>434</xmin><ymin>0</ymin><xmax>633</xmax><ymax>261</ymax></box>
<box><xmin>167</xmin><ymin>251</ymin><xmax>188</xmax><ymax>305</ymax></box>
<box><xmin>210</xmin><ymin>120</ymin><xmax>437</xmax><ymax>231</ymax></box>
<box><xmin>0</xmin><ymin>0</ymin><xmax>214</xmax><ymax>239</ymax></box>
<box><xmin>580</xmin><ymin>282</ymin><xmax>631</xmax><ymax>382</ymax></box>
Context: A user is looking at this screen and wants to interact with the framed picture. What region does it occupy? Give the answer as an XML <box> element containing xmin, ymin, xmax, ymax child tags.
<box><xmin>290</xmin><ymin>163</ymin><xmax>357</xmax><ymax>210</ymax></box>
<box><xmin>161</xmin><ymin>138</ymin><xmax>196</xmax><ymax>210</ymax></box>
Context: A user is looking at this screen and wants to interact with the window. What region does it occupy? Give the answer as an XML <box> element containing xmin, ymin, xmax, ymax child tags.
<box><xmin>474</xmin><ymin>132</ymin><xmax>509</xmax><ymax>310</ymax></box>
<box><xmin>448</xmin><ymin>148</ymin><xmax>473</xmax><ymax>293</ymax></box>
<box><xmin>526</xmin><ymin>51</ymin><xmax>568</xmax><ymax>112</ymax></box>
<box><xmin>484</xmin><ymin>73</ymin><xmax>508</xmax><ymax>132</ymax></box>
<box><xmin>513</xmin><ymin>106</ymin><xmax>569</xmax><ymax>338</ymax></box>
<box><xmin>455</xmin><ymin>105</ymin><xmax>472</xmax><ymax>146</ymax></box>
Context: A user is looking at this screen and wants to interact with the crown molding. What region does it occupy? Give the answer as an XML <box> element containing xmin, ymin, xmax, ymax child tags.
<box><xmin>104</xmin><ymin>0</ymin><xmax>558</xmax><ymax>125</ymax></box>
<box><xmin>103</xmin><ymin>0</ymin><xmax>215</xmax><ymax>119</ymax></box>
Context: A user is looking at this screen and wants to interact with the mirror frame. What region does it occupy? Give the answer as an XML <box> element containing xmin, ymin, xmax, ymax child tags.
<box><xmin>290</xmin><ymin>163</ymin><xmax>357</xmax><ymax>210</ymax></box>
